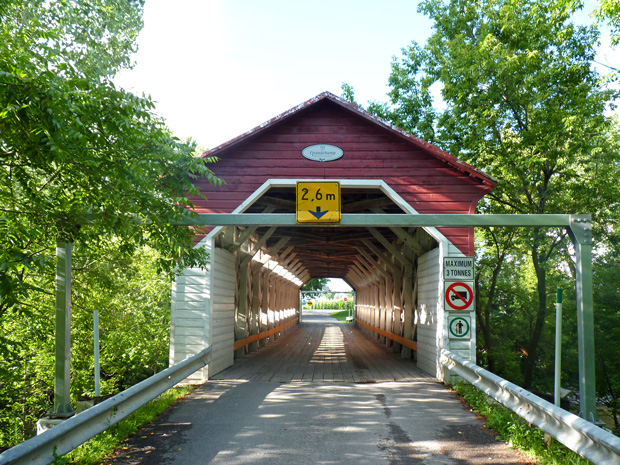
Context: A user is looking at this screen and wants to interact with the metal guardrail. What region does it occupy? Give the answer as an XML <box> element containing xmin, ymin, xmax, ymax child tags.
<box><xmin>441</xmin><ymin>349</ymin><xmax>620</xmax><ymax>465</ymax></box>
<box><xmin>0</xmin><ymin>347</ymin><xmax>212</xmax><ymax>465</ymax></box>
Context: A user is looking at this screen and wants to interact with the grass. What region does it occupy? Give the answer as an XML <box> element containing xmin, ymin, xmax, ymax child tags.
<box><xmin>329</xmin><ymin>310</ymin><xmax>353</xmax><ymax>322</ymax></box>
<box><xmin>452</xmin><ymin>382</ymin><xmax>593</xmax><ymax>465</ymax></box>
<box><xmin>53</xmin><ymin>385</ymin><xmax>194</xmax><ymax>465</ymax></box>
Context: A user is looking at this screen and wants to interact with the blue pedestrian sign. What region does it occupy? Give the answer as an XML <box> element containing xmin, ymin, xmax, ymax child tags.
<box><xmin>448</xmin><ymin>315</ymin><xmax>471</xmax><ymax>339</ymax></box>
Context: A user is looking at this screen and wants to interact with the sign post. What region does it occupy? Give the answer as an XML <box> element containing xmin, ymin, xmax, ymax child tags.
<box><xmin>554</xmin><ymin>289</ymin><xmax>563</xmax><ymax>407</ymax></box>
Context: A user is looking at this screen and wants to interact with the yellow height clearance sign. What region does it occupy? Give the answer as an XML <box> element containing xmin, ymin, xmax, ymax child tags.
<box><xmin>296</xmin><ymin>181</ymin><xmax>341</xmax><ymax>224</ymax></box>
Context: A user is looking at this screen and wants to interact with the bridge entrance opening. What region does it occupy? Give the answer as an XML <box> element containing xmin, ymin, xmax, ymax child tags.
<box><xmin>171</xmin><ymin>180</ymin><xmax>456</xmax><ymax>381</ymax></box>
<box><xmin>168</xmin><ymin>92</ymin><xmax>598</xmax><ymax>423</ymax></box>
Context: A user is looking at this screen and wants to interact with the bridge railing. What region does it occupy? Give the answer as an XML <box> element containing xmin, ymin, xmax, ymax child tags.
<box><xmin>0</xmin><ymin>347</ymin><xmax>212</xmax><ymax>465</ymax></box>
<box><xmin>441</xmin><ymin>349</ymin><xmax>620</xmax><ymax>465</ymax></box>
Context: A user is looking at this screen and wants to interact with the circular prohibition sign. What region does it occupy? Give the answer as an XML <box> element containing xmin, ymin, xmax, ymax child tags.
<box><xmin>445</xmin><ymin>282</ymin><xmax>474</xmax><ymax>311</ymax></box>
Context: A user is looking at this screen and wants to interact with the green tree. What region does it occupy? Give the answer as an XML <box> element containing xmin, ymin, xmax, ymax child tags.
<box><xmin>0</xmin><ymin>0</ymin><xmax>222</xmax><ymax>447</ymax></box>
<box><xmin>591</xmin><ymin>254</ymin><xmax>620</xmax><ymax>433</ymax></box>
<box><xmin>0</xmin><ymin>243</ymin><xmax>175</xmax><ymax>447</ymax></box>
<box><xmin>474</xmin><ymin>228</ymin><xmax>516</xmax><ymax>374</ymax></box>
<box><xmin>302</xmin><ymin>278</ymin><xmax>329</xmax><ymax>300</ymax></box>
<box><xmin>0</xmin><ymin>0</ymin><xmax>221</xmax><ymax>322</ymax></box>
<box><xmin>371</xmin><ymin>0</ymin><xmax>620</xmax><ymax>388</ymax></box>
<box><xmin>340</xmin><ymin>83</ymin><xmax>359</xmax><ymax>106</ymax></box>
<box><xmin>595</xmin><ymin>0</ymin><xmax>620</xmax><ymax>45</ymax></box>
<box><xmin>303</xmin><ymin>278</ymin><xmax>329</xmax><ymax>292</ymax></box>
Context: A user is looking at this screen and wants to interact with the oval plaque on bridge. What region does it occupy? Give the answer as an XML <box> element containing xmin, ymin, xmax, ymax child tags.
<box><xmin>301</xmin><ymin>144</ymin><xmax>344</xmax><ymax>162</ymax></box>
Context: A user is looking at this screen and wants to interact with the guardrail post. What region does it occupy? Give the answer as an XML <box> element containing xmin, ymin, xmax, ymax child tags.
<box><xmin>53</xmin><ymin>240</ymin><xmax>75</xmax><ymax>418</ymax></box>
<box><xmin>568</xmin><ymin>215</ymin><xmax>601</xmax><ymax>424</ymax></box>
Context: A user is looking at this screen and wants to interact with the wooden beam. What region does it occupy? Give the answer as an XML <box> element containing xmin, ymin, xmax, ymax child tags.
<box><xmin>392</xmin><ymin>268</ymin><xmax>403</xmax><ymax>353</ymax></box>
<box><xmin>258</xmin><ymin>196</ymin><xmax>296</xmax><ymax>210</ymax></box>
<box><xmin>267</xmin><ymin>236</ymin><xmax>291</xmax><ymax>257</ymax></box>
<box><xmin>357</xmin><ymin>320</ymin><xmax>417</xmax><ymax>352</ymax></box>
<box><xmin>367</xmin><ymin>228</ymin><xmax>411</xmax><ymax>266</ymax></box>
<box><xmin>235</xmin><ymin>258</ymin><xmax>249</xmax><ymax>358</ymax></box>
<box><xmin>249</xmin><ymin>261</ymin><xmax>262</xmax><ymax>352</ymax></box>
<box><xmin>356</xmin><ymin>248</ymin><xmax>391</xmax><ymax>278</ymax></box>
<box><xmin>226</xmin><ymin>206</ymin><xmax>275</xmax><ymax>252</ymax></box>
<box><xmin>371</xmin><ymin>208</ymin><xmax>425</xmax><ymax>255</ymax></box>
<box><xmin>240</xmin><ymin>226</ymin><xmax>277</xmax><ymax>267</ymax></box>
<box><xmin>357</xmin><ymin>244</ymin><xmax>400</xmax><ymax>274</ymax></box>
<box><xmin>234</xmin><ymin>318</ymin><xmax>298</xmax><ymax>351</ymax></box>
<box><xmin>353</xmin><ymin>259</ymin><xmax>376</xmax><ymax>286</ymax></box>
<box><xmin>342</xmin><ymin>196</ymin><xmax>396</xmax><ymax>212</ymax></box>
<box><xmin>298</xmin><ymin>271</ymin><xmax>311</xmax><ymax>283</ymax></box>
<box><xmin>402</xmin><ymin>247</ymin><xmax>415</xmax><ymax>359</ymax></box>
<box><xmin>277</xmin><ymin>246</ymin><xmax>295</xmax><ymax>263</ymax></box>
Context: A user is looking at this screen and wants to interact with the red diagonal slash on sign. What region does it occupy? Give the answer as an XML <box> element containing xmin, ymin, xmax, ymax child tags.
<box><xmin>446</xmin><ymin>282</ymin><xmax>474</xmax><ymax>310</ymax></box>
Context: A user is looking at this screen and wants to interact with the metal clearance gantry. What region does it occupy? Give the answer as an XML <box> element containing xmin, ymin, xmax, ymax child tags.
<box><xmin>52</xmin><ymin>212</ymin><xmax>599</xmax><ymax>424</ymax></box>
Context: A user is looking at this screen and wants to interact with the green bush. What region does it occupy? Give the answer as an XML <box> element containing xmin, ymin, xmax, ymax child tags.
<box><xmin>304</xmin><ymin>299</ymin><xmax>354</xmax><ymax>311</ymax></box>
<box><xmin>453</xmin><ymin>383</ymin><xmax>592</xmax><ymax>464</ymax></box>
<box><xmin>56</xmin><ymin>386</ymin><xmax>194</xmax><ymax>464</ymax></box>
<box><xmin>0</xmin><ymin>246</ymin><xmax>174</xmax><ymax>449</ymax></box>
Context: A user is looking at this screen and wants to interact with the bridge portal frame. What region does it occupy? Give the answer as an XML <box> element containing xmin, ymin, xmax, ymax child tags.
<box><xmin>52</xmin><ymin>210</ymin><xmax>597</xmax><ymax>423</ymax></box>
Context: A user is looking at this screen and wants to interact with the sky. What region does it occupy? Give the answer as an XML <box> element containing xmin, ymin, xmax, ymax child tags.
<box><xmin>115</xmin><ymin>1</ymin><xmax>617</xmax><ymax>152</ymax></box>
<box><xmin>114</xmin><ymin>0</ymin><xmax>434</xmax><ymax>150</ymax></box>
<box><xmin>114</xmin><ymin>1</ymin><xmax>617</xmax><ymax>292</ymax></box>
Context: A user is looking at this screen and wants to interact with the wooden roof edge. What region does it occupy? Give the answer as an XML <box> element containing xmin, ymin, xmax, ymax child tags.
<box><xmin>201</xmin><ymin>91</ymin><xmax>497</xmax><ymax>188</ymax></box>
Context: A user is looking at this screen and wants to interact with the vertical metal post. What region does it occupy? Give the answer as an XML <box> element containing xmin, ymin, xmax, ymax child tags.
<box><xmin>568</xmin><ymin>215</ymin><xmax>600</xmax><ymax>423</ymax></box>
<box><xmin>53</xmin><ymin>240</ymin><xmax>74</xmax><ymax>417</ymax></box>
<box><xmin>94</xmin><ymin>310</ymin><xmax>101</xmax><ymax>398</ymax></box>
<box><xmin>554</xmin><ymin>289</ymin><xmax>563</xmax><ymax>407</ymax></box>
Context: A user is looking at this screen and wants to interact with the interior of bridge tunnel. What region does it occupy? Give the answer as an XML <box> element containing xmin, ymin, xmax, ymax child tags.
<box><xmin>215</xmin><ymin>184</ymin><xmax>439</xmax><ymax>281</ymax></box>
<box><xmin>170</xmin><ymin>92</ymin><xmax>491</xmax><ymax>383</ymax></box>
<box><xmin>171</xmin><ymin>181</ymin><xmax>454</xmax><ymax>382</ymax></box>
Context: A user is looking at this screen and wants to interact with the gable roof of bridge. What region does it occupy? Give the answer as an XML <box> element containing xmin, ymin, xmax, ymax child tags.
<box><xmin>193</xmin><ymin>91</ymin><xmax>496</xmax><ymax>258</ymax></box>
<box><xmin>202</xmin><ymin>91</ymin><xmax>496</xmax><ymax>188</ymax></box>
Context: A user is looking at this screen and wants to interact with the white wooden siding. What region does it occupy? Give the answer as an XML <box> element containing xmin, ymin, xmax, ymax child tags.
<box><xmin>208</xmin><ymin>247</ymin><xmax>236</xmax><ymax>376</ymax></box>
<box><xmin>417</xmin><ymin>248</ymin><xmax>442</xmax><ymax>377</ymax></box>
<box><xmin>169</xmin><ymin>242</ymin><xmax>211</xmax><ymax>382</ymax></box>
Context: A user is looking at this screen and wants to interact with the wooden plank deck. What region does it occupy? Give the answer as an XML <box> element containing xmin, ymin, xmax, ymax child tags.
<box><xmin>211</xmin><ymin>310</ymin><xmax>433</xmax><ymax>383</ymax></box>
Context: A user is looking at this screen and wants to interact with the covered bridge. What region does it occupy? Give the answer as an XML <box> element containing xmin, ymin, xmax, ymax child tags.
<box><xmin>170</xmin><ymin>92</ymin><xmax>495</xmax><ymax>381</ymax></box>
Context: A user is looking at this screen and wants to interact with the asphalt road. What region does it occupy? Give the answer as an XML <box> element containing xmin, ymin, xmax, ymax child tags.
<box><xmin>106</xmin><ymin>312</ymin><xmax>531</xmax><ymax>464</ymax></box>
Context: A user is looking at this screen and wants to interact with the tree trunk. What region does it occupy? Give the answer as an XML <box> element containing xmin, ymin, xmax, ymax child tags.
<box><xmin>601</xmin><ymin>358</ymin><xmax>620</xmax><ymax>430</ymax></box>
<box><xmin>524</xmin><ymin>238</ymin><xmax>547</xmax><ymax>389</ymax></box>
<box><xmin>475</xmin><ymin>259</ymin><xmax>503</xmax><ymax>373</ymax></box>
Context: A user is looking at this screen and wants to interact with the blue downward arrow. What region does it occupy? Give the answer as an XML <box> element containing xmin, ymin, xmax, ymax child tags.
<box><xmin>310</xmin><ymin>206</ymin><xmax>329</xmax><ymax>220</ymax></box>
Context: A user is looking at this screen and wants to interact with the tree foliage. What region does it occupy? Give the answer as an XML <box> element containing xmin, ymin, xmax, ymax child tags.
<box><xmin>595</xmin><ymin>0</ymin><xmax>620</xmax><ymax>45</ymax></box>
<box><xmin>345</xmin><ymin>0</ymin><xmax>620</xmax><ymax>395</ymax></box>
<box><xmin>0</xmin><ymin>0</ymin><xmax>222</xmax><ymax>448</ymax></box>
<box><xmin>412</xmin><ymin>0</ymin><xmax>620</xmax><ymax>389</ymax></box>
<box><xmin>303</xmin><ymin>278</ymin><xmax>329</xmax><ymax>292</ymax></box>
<box><xmin>0</xmin><ymin>0</ymin><xmax>220</xmax><ymax>319</ymax></box>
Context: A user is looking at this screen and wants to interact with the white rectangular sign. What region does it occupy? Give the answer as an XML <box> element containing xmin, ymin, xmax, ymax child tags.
<box><xmin>449</xmin><ymin>315</ymin><xmax>471</xmax><ymax>340</ymax></box>
<box><xmin>444</xmin><ymin>257</ymin><xmax>474</xmax><ymax>281</ymax></box>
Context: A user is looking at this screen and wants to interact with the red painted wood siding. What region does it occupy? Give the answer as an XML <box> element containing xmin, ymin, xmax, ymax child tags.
<box><xmin>192</xmin><ymin>101</ymin><xmax>492</xmax><ymax>255</ymax></box>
